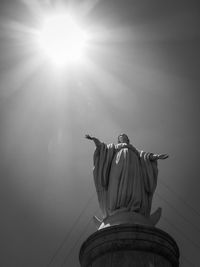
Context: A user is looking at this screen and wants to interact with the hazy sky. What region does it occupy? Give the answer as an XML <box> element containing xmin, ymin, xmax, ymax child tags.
<box><xmin>0</xmin><ymin>1</ymin><xmax>200</xmax><ymax>266</ymax></box>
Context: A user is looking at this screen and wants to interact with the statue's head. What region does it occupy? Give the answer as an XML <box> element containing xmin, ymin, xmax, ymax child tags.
<box><xmin>118</xmin><ymin>134</ymin><xmax>130</xmax><ymax>144</ymax></box>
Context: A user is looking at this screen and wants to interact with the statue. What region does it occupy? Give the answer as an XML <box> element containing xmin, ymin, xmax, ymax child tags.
<box><xmin>85</xmin><ymin>134</ymin><xmax>169</xmax><ymax>229</ymax></box>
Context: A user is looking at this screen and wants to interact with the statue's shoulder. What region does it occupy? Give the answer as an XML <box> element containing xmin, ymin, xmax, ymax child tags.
<box><xmin>107</xmin><ymin>143</ymin><xmax>115</xmax><ymax>149</ymax></box>
<box><xmin>115</xmin><ymin>143</ymin><xmax>121</xmax><ymax>149</ymax></box>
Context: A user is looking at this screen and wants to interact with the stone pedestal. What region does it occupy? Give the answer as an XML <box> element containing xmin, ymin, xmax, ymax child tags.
<box><xmin>79</xmin><ymin>225</ymin><xmax>179</xmax><ymax>267</ymax></box>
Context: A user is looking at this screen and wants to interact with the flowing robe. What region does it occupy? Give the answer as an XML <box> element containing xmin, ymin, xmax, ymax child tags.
<box><xmin>93</xmin><ymin>142</ymin><xmax>158</xmax><ymax>219</ymax></box>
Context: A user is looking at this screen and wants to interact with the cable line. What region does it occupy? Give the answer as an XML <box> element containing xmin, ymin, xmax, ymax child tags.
<box><xmin>46</xmin><ymin>192</ymin><xmax>96</xmax><ymax>267</ymax></box>
<box><xmin>158</xmin><ymin>201</ymin><xmax>200</xmax><ymax>251</ymax></box>
<box><xmin>162</xmin><ymin>216</ymin><xmax>196</xmax><ymax>267</ymax></box>
<box><xmin>61</xmin><ymin>217</ymin><xmax>93</xmax><ymax>267</ymax></box>
<box><xmin>156</xmin><ymin>192</ymin><xmax>200</xmax><ymax>234</ymax></box>
<box><xmin>160</xmin><ymin>178</ymin><xmax>200</xmax><ymax>219</ymax></box>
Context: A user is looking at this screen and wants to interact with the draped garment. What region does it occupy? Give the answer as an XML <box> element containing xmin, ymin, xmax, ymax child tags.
<box><xmin>93</xmin><ymin>142</ymin><xmax>158</xmax><ymax>218</ymax></box>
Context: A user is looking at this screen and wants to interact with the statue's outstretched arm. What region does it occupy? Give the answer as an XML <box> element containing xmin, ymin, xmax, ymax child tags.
<box><xmin>150</xmin><ymin>153</ymin><xmax>169</xmax><ymax>161</ymax></box>
<box><xmin>85</xmin><ymin>134</ymin><xmax>101</xmax><ymax>148</ymax></box>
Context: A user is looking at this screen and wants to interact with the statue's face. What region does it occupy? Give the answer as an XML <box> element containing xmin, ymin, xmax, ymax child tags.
<box><xmin>118</xmin><ymin>134</ymin><xmax>129</xmax><ymax>144</ymax></box>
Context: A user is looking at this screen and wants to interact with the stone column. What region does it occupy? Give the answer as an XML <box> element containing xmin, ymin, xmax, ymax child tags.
<box><xmin>79</xmin><ymin>224</ymin><xmax>179</xmax><ymax>267</ymax></box>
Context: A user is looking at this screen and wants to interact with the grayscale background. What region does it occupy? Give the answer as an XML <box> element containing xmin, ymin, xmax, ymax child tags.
<box><xmin>0</xmin><ymin>1</ymin><xmax>199</xmax><ymax>266</ymax></box>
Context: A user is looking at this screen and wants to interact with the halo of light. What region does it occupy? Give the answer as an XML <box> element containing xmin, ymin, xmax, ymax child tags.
<box><xmin>38</xmin><ymin>14</ymin><xmax>88</xmax><ymax>66</ymax></box>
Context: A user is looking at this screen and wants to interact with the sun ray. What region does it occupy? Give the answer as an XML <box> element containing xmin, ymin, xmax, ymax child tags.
<box><xmin>75</xmin><ymin>0</ymin><xmax>101</xmax><ymax>17</ymax></box>
<box><xmin>0</xmin><ymin>55</ymin><xmax>43</xmax><ymax>99</ymax></box>
<box><xmin>0</xmin><ymin>18</ymin><xmax>38</xmax><ymax>40</ymax></box>
<box><xmin>19</xmin><ymin>0</ymin><xmax>49</xmax><ymax>19</ymax></box>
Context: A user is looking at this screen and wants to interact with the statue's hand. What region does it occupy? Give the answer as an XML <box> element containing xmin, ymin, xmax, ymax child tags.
<box><xmin>85</xmin><ymin>134</ymin><xmax>93</xmax><ymax>140</ymax></box>
<box><xmin>157</xmin><ymin>154</ymin><xmax>169</xmax><ymax>160</ymax></box>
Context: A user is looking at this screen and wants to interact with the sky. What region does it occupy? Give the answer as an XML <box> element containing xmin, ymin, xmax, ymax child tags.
<box><xmin>0</xmin><ymin>0</ymin><xmax>200</xmax><ymax>266</ymax></box>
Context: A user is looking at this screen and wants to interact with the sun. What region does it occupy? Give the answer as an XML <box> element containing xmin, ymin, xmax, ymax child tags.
<box><xmin>38</xmin><ymin>14</ymin><xmax>88</xmax><ymax>66</ymax></box>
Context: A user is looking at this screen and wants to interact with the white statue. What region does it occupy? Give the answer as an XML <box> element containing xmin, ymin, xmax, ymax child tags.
<box><xmin>85</xmin><ymin>134</ymin><xmax>168</xmax><ymax>229</ymax></box>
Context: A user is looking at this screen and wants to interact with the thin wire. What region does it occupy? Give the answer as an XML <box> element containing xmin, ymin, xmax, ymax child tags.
<box><xmin>162</xmin><ymin>215</ymin><xmax>196</xmax><ymax>267</ymax></box>
<box><xmin>46</xmin><ymin>175</ymin><xmax>200</xmax><ymax>266</ymax></box>
<box><xmin>58</xmin><ymin>196</ymin><xmax>198</xmax><ymax>267</ymax></box>
<box><xmin>62</xmin><ymin>215</ymin><xmax>196</xmax><ymax>267</ymax></box>
<box><xmin>63</xmin><ymin>212</ymin><xmax>196</xmax><ymax>267</ymax></box>
<box><xmin>160</xmin><ymin>178</ymin><xmax>200</xmax><ymax>219</ymax></box>
<box><xmin>46</xmin><ymin>192</ymin><xmax>96</xmax><ymax>267</ymax></box>
<box><xmin>61</xmin><ymin>217</ymin><xmax>93</xmax><ymax>267</ymax></box>
<box><xmin>156</xmin><ymin>192</ymin><xmax>200</xmax><ymax>234</ymax></box>
<box><xmin>156</xmin><ymin>193</ymin><xmax>200</xmax><ymax>251</ymax></box>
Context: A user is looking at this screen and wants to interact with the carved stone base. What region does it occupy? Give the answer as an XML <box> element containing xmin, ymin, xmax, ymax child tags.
<box><xmin>79</xmin><ymin>224</ymin><xmax>179</xmax><ymax>267</ymax></box>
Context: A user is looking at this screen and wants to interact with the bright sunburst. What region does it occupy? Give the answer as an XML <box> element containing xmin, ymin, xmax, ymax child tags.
<box><xmin>37</xmin><ymin>14</ymin><xmax>89</xmax><ymax>66</ymax></box>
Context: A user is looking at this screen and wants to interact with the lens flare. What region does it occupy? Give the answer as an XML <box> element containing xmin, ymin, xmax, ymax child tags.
<box><xmin>38</xmin><ymin>14</ymin><xmax>88</xmax><ymax>66</ymax></box>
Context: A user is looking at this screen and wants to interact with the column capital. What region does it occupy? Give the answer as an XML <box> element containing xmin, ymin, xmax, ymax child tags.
<box><xmin>79</xmin><ymin>224</ymin><xmax>179</xmax><ymax>267</ymax></box>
